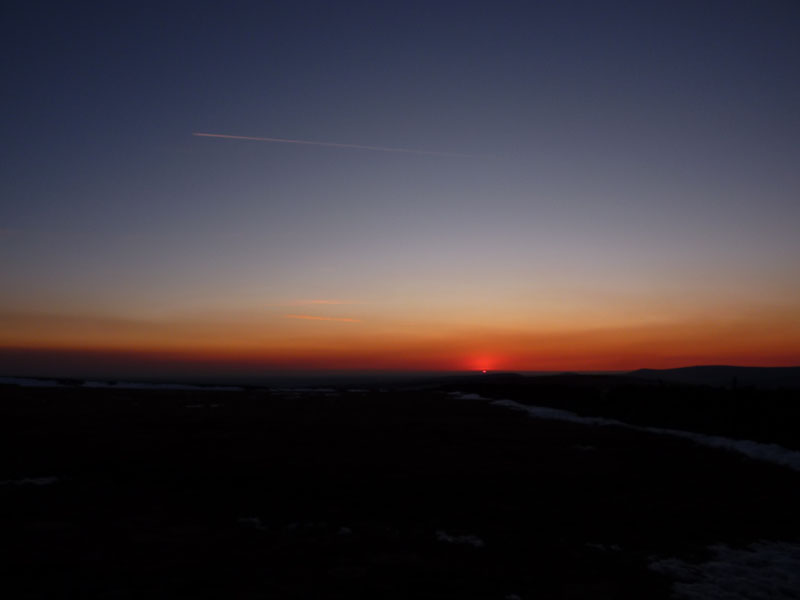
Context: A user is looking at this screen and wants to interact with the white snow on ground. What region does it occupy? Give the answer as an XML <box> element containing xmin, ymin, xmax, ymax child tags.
<box><xmin>492</xmin><ymin>399</ymin><xmax>625</xmax><ymax>427</ymax></box>
<box><xmin>82</xmin><ymin>381</ymin><xmax>242</xmax><ymax>391</ymax></box>
<box><xmin>586</xmin><ymin>542</ymin><xmax>622</xmax><ymax>552</ymax></box>
<box><xmin>452</xmin><ymin>393</ymin><xmax>800</xmax><ymax>472</ymax></box>
<box><xmin>0</xmin><ymin>476</ymin><xmax>59</xmax><ymax>486</ymax></box>
<box><xmin>237</xmin><ymin>517</ymin><xmax>266</xmax><ymax>530</ymax></box>
<box><xmin>274</xmin><ymin>387</ymin><xmax>337</xmax><ymax>393</ymax></box>
<box><xmin>0</xmin><ymin>377</ymin><xmax>64</xmax><ymax>387</ymax></box>
<box><xmin>435</xmin><ymin>530</ymin><xmax>485</xmax><ymax>548</ymax></box>
<box><xmin>448</xmin><ymin>392</ymin><xmax>484</xmax><ymax>400</ymax></box>
<box><xmin>650</xmin><ymin>541</ymin><xmax>800</xmax><ymax>600</ymax></box>
<box><xmin>0</xmin><ymin>376</ymin><xmax>242</xmax><ymax>391</ymax></box>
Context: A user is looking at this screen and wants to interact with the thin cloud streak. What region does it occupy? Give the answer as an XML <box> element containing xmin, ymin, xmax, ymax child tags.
<box><xmin>265</xmin><ymin>300</ymin><xmax>361</xmax><ymax>307</ymax></box>
<box><xmin>193</xmin><ymin>132</ymin><xmax>480</xmax><ymax>158</ymax></box>
<box><xmin>284</xmin><ymin>314</ymin><xmax>362</xmax><ymax>323</ymax></box>
<box><xmin>291</xmin><ymin>299</ymin><xmax>359</xmax><ymax>306</ymax></box>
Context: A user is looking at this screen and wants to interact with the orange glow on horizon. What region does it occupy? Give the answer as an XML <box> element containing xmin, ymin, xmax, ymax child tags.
<box><xmin>466</xmin><ymin>355</ymin><xmax>505</xmax><ymax>372</ymax></box>
<box><xmin>1</xmin><ymin>306</ymin><xmax>799</xmax><ymax>375</ymax></box>
<box><xmin>2</xmin><ymin>335</ymin><xmax>798</xmax><ymax>376</ymax></box>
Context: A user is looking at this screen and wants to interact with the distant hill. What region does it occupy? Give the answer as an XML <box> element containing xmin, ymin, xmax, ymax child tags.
<box><xmin>628</xmin><ymin>366</ymin><xmax>800</xmax><ymax>389</ymax></box>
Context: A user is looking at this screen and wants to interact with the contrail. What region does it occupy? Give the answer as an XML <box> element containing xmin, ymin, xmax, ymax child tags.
<box><xmin>193</xmin><ymin>132</ymin><xmax>478</xmax><ymax>158</ymax></box>
<box><xmin>284</xmin><ymin>314</ymin><xmax>362</xmax><ymax>323</ymax></box>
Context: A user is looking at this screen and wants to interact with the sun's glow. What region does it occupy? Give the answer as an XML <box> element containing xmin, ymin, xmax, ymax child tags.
<box><xmin>467</xmin><ymin>355</ymin><xmax>500</xmax><ymax>372</ymax></box>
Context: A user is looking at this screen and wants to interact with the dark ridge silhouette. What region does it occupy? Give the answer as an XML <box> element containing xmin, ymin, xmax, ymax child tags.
<box><xmin>629</xmin><ymin>366</ymin><xmax>800</xmax><ymax>389</ymax></box>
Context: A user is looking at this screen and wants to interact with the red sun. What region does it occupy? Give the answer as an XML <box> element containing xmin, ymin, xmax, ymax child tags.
<box><xmin>467</xmin><ymin>355</ymin><xmax>500</xmax><ymax>373</ymax></box>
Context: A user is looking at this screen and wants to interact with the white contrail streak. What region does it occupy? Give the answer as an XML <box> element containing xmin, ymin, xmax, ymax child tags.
<box><xmin>192</xmin><ymin>132</ymin><xmax>478</xmax><ymax>157</ymax></box>
<box><xmin>284</xmin><ymin>314</ymin><xmax>362</xmax><ymax>323</ymax></box>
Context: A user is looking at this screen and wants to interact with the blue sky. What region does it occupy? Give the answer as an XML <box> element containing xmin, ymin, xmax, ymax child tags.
<box><xmin>2</xmin><ymin>1</ymin><xmax>799</xmax><ymax>374</ymax></box>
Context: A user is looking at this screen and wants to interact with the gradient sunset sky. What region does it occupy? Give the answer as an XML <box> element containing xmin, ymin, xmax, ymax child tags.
<box><xmin>2</xmin><ymin>1</ymin><xmax>799</xmax><ymax>377</ymax></box>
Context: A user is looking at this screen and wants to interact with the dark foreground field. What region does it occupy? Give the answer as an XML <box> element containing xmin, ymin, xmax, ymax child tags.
<box><xmin>2</xmin><ymin>380</ymin><xmax>799</xmax><ymax>599</ymax></box>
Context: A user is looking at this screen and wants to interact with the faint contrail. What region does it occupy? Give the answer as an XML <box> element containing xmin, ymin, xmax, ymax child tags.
<box><xmin>285</xmin><ymin>314</ymin><xmax>362</xmax><ymax>323</ymax></box>
<box><xmin>193</xmin><ymin>132</ymin><xmax>478</xmax><ymax>158</ymax></box>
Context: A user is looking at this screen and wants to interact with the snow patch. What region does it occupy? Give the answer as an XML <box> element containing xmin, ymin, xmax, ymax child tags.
<box><xmin>449</xmin><ymin>392</ymin><xmax>485</xmax><ymax>400</ymax></box>
<box><xmin>574</xmin><ymin>444</ymin><xmax>597</xmax><ymax>452</ymax></box>
<box><xmin>586</xmin><ymin>542</ymin><xmax>622</xmax><ymax>552</ymax></box>
<box><xmin>0</xmin><ymin>476</ymin><xmax>59</xmax><ymax>486</ymax></box>
<box><xmin>487</xmin><ymin>397</ymin><xmax>800</xmax><ymax>472</ymax></box>
<box><xmin>0</xmin><ymin>377</ymin><xmax>65</xmax><ymax>388</ymax></box>
<box><xmin>83</xmin><ymin>381</ymin><xmax>242</xmax><ymax>391</ymax></box>
<box><xmin>274</xmin><ymin>387</ymin><xmax>336</xmax><ymax>394</ymax></box>
<box><xmin>435</xmin><ymin>530</ymin><xmax>485</xmax><ymax>548</ymax></box>
<box><xmin>650</xmin><ymin>541</ymin><xmax>800</xmax><ymax>600</ymax></box>
<box><xmin>237</xmin><ymin>517</ymin><xmax>265</xmax><ymax>531</ymax></box>
<box><xmin>0</xmin><ymin>376</ymin><xmax>242</xmax><ymax>391</ymax></box>
<box><xmin>492</xmin><ymin>399</ymin><xmax>625</xmax><ymax>427</ymax></box>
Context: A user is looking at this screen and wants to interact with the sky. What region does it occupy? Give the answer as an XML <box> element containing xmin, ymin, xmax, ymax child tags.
<box><xmin>1</xmin><ymin>0</ymin><xmax>799</xmax><ymax>377</ymax></box>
